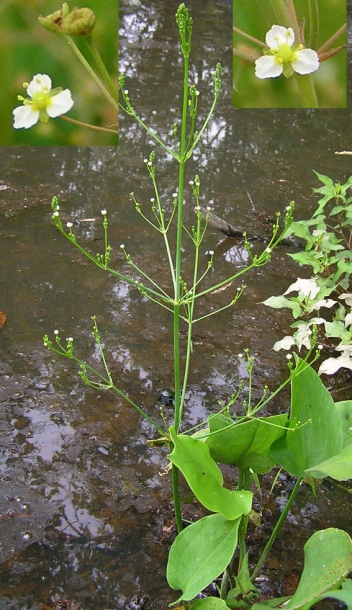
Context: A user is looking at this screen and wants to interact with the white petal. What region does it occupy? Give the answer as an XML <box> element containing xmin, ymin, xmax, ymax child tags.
<box><xmin>27</xmin><ymin>74</ymin><xmax>52</xmax><ymax>97</ymax></box>
<box><xmin>13</xmin><ymin>105</ymin><xmax>39</xmax><ymax>129</ymax></box>
<box><xmin>47</xmin><ymin>89</ymin><xmax>74</xmax><ymax>118</ymax></box>
<box><xmin>292</xmin><ymin>49</ymin><xmax>319</xmax><ymax>75</ymax></box>
<box><xmin>265</xmin><ymin>25</ymin><xmax>294</xmax><ymax>49</ymax></box>
<box><xmin>255</xmin><ymin>55</ymin><xmax>283</xmax><ymax>79</ymax></box>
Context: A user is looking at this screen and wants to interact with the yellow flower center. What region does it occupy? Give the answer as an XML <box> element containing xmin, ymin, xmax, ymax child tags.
<box><xmin>273</xmin><ymin>43</ymin><xmax>297</xmax><ymax>65</ymax></box>
<box><xmin>31</xmin><ymin>90</ymin><xmax>52</xmax><ymax>111</ymax></box>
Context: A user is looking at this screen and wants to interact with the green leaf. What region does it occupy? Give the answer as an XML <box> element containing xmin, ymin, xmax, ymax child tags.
<box><xmin>320</xmin><ymin>579</ymin><xmax>352</xmax><ymax>608</ymax></box>
<box><xmin>336</xmin><ymin>401</ymin><xmax>352</xmax><ymax>447</ymax></box>
<box><xmin>288</xmin><ymin>251</ymin><xmax>323</xmax><ymax>274</ymax></box>
<box><xmin>206</xmin><ymin>414</ymin><xmax>288</xmax><ymax>474</ymax></box>
<box><xmin>189</xmin><ymin>597</ymin><xmax>230</xmax><ymax>610</ymax></box>
<box><xmin>305</xmin><ymin>444</ymin><xmax>352</xmax><ymax>480</ymax></box>
<box><xmin>324</xmin><ymin>319</ymin><xmax>350</xmax><ymax>341</ymax></box>
<box><xmin>168</xmin><ymin>427</ymin><xmax>252</xmax><ymax>519</ymax></box>
<box><xmin>252</xmin><ymin>531</ymin><xmax>352</xmax><ymax>610</ymax></box>
<box><xmin>283</xmin><ymin>529</ymin><xmax>352</xmax><ymax>610</ymax></box>
<box><xmin>270</xmin><ymin>361</ymin><xmax>343</xmax><ymax>478</ymax></box>
<box><xmin>261</xmin><ymin>295</ymin><xmax>302</xmax><ymax>319</ymax></box>
<box><xmin>252</xmin><ymin>599</ymin><xmax>289</xmax><ymax>610</ymax></box>
<box><xmin>167</xmin><ymin>513</ymin><xmax>240</xmax><ymax>603</ymax></box>
<box><xmin>313</xmin><ymin>170</ymin><xmax>335</xmax><ymax>188</ymax></box>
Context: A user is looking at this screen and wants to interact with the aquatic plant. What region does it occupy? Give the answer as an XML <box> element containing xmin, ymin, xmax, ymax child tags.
<box><xmin>44</xmin><ymin>4</ymin><xmax>352</xmax><ymax>608</ymax></box>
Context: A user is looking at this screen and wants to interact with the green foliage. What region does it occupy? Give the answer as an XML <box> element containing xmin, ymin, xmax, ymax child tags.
<box><xmin>205</xmin><ymin>413</ymin><xmax>288</xmax><ymax>474</ymax></box>
<box><xmin>270</xmin><ymin>358</ymin><xmax>352</xmax><ymax>479</ymax></box>
<box><xmin>168</xmin><ymin>427</ymin><xmax>253</xmax><ymax>520</ymax></box>
<box><xmin>190</xmin><ymin>599</ymin><xmax>230</xmax><ymax>610</ymax></box>
<box><xmin>253</xmin><ymin>529</ymin><xmax>352</xmax><ymax>610</ymax></box>
<box><xmin>167</xmin><ymin>514</ymin><xmax>240</xmax><ymax>603</ymax></box>
<box><xmin>263</xmin><ymin>171</ymin><xmax>352</xmax><ymax>374</ymax></box>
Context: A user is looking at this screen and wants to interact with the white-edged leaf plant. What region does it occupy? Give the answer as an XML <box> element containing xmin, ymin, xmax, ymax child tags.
<box><xmin>43</xmin><ymin>4</ymin><xmax>352</xmax><ymax>608</ymax></box>
<box><xmin>263</xmin><ymin>171</ymin><xmax>352</xmax><ymax>375</ymax></box>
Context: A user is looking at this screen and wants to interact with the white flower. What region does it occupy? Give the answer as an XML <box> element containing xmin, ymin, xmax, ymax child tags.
<box><xmin>284</xmin><ymin>278</ymin><xmax>320</xmax><ymax>300</ymax></box>
<box><xmin>255</xmin><ymin>25</ymin><xmax>319</xmax><ymax>79</ymax></box>
<box><xmin>13</xmin><ymin>74</ymin><xmax>74</xmax><ymax>129</ymax></box>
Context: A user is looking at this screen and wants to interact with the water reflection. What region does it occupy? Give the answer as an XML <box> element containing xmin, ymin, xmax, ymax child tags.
<box><xmin>0</xmin><ymin>0</ymin><xmax>351</xmax><ymax>608</ymax></box>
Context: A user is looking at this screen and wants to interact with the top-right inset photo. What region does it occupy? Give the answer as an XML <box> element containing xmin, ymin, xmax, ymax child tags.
<box><xmin>233</xmin><ymin>0</ymin><xmax>347</xmax><ymax>108</ymax></box>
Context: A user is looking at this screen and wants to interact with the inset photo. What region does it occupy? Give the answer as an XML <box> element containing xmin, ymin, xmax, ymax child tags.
<box><xmin>0</xmin><ymin>0</ymin><xmax>118</xmax><ymax>145</ymax></box>
<box><xmin>233</xmin><ymin>0</ymin><xmax>346</xmax><ymax>108</ymax></box>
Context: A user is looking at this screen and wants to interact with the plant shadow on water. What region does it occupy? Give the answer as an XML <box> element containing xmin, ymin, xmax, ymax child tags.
<box><xmin>0</xmin><ymin>1</ymin><xmax>352</xmax><ymax>609</ymax></box>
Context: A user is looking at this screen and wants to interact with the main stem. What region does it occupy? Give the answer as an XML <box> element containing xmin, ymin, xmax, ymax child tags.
<box><xmin>172</xmin><ymin>38</ymin><xmax>191</xmax><ymax>536</ymax></box>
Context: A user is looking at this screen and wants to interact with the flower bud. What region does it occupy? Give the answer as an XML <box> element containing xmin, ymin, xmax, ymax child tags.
<box><xmin>63</xmin><ymin>7</ymin><xmax>96</xmax><ymax>36</ymax></box>
<box><xmin>38</xmin><ymin>3</ymin><xmax>96</xmax><ymax>36</ymax></box>
<box><xmin>38</xmin><ymin>3</ymin><xmax>70</xmax><ymax>33</ymax></box>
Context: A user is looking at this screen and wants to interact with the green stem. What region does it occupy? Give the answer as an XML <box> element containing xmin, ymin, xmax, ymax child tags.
<box><xmin>308</xmin><ymin>0</ymin><xmax>319</xmax><ymax>49</ymax></box>
<box><xmin>173</xmin><ymin>60</ymin><xmax>189</xmax><ymax>433</ymax></box>
<box><xmin>317</xmin><ymin>24</ymin><xmax>346</xmax><ymax>55</ymax></box>
<box><xmin>267</xmin><ymin>0</ymin><xmax>292</xmax><ymax>27</ymax></box>
<box><xmin>251</xmin><ymin>477</ymin><xmax>303</xmax><ymax>581</ymax></box>
<box><xmin>48</xmin><ymin>341</ymin><xmax>165</xmax><ymax>436</ymax></box>
<box><xmin>59</xmin><ymin>114</ymin><xmax>118</xmax><ymax>135</ymax></box>
<box><xmin>179</xmin><ymin>218</ymin><xmax>202</xmax><ymax>420</ymax></box>
<box><xmin>294</xmin><ymin>73</ymin><xmax>319</xmax><ymax>108</ymax></box>
<box><xmin>233</xmin><ymin>25</ymin><xmax>267</xmax><ymax>48</ymax></box>
<box><xmin>172</xmin><ymin>463</ymin><xmax>183</xmax><ymax>533</ymax></box>
<box><xmin>64</xmin><ymin>35</ymin><xmax>119</xmax><ymax>112</ymax></box>
<box><xmin>85</xmin><ymin>36</ymin><xmax>119</xmax><ymax>104</ymax></box>
<box><xmin>171</xmin><ymin>16</ymin><xmax>192</xmax><ymax>538</ymax></box>
<box><xmin>150</xmin><ymin>173</ymin><xmax>176</xmax><ymax>289</ymax></box>
<box><xmin>285</xmin><ymin>0</ymin><xmax>301</xmax><ymax>42</ymax></box>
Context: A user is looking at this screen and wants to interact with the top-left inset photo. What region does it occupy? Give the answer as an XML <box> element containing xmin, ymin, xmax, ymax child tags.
<box><xmin>0</xmin><ymin>0</ymin><xmax>118</xmax><ymax>145</ymax></box>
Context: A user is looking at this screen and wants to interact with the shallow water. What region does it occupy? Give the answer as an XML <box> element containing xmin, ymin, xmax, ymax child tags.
<box><xmin>0</xmin><ymin>0</ymin><xmax>351</xmax><ymax>608</ymax></box>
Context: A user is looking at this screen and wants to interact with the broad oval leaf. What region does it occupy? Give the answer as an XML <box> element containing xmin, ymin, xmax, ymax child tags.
<box><xmin>283</xmin><ymin>528</ymin><xmax>352</xmax><ymax>610</ymax></box>
<box><xmin>252</xmin><ymin>531</ymin><xmax>352</xmax><ymax>610</ymax></box>
<box><xmin>305</xmin><ymin>444</ymin><xmax>352</xmax><ymax>480</ymax></box>
<box><xmin>168</xmin><ymin>426</ymin><xmax>252</xmax><ymax>520</ymax></box>
<box><xmin>270</xmin><ymin>361</ymin><xmax>343</xmax><ymax>478</ymax></box>
<box><xmin>206</xmin><ymin>413</ymin><xmax>288</xmax><ymax>474</ymax></box>
<box><xmin>167</xmin><ymin>513</ymin><xmax>240</xmax><ymax>603</ymax></box>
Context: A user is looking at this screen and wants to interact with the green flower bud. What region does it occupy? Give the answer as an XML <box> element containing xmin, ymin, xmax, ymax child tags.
<box><xmin>38</xmin><ymin>4</ymin><xmax>96</xmax><ymax>36</ymax></box>
<box><xmin>62</xmin><ymin>7</ymin><xmax>96</xmax><ymax>36</ymax></box>
<box><xmin>38</xmin><ymin>3</ymin><xmax>70</xmax><ymax>34</ymax></box>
